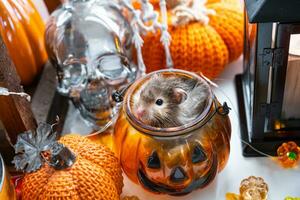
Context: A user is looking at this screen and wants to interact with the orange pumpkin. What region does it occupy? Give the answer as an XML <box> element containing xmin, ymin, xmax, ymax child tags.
<box><xmin>114</xmin><ymin>70</ymin><xmax>231</xmax><ymax>195</ymax></box>
<box><xmin>277</xmin><ymin>141</ymin><xmax>300</xmax><ymax>168</ymax></box>
<box><xmin>0</xmin><ymin>0</ymin><xmax>48</xmax><ymax>85</ymax></box>
<box><xmin>140</xmin><ymin>0</ymin><xmax>243</xmax><ymax>79</ymax></box>
<box><xmin>21</xmin><ymin>134</ymin><xmax>123</xmax><ymax>200</ymax></box>
<box><xmin>239</xmin><ymin>176</ymin><xmax>268</xmax><ymax>200</ymax></box>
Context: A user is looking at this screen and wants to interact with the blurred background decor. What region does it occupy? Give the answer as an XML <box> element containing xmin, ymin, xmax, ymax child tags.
<box><xmin>236</xmin><ymin>0</ymin><xmax>300</xmax><ymax>156</ymax></box>
<box><xmin>140</xmin><ymin>0</ymin><xmax>243</xmax><ymax>79</ymax></box>
<box><xmin>0</xmin><ymin>0</ymin><xmax>48</xmax><ymax>85</ymax></box>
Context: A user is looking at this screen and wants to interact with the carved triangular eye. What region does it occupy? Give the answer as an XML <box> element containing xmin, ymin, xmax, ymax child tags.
<box><xmin>170</xmin><ymin>166</ymin><xmax>187</xmax><ymax>183</ymax></box>
<box><xmin>192</xmin><ymin>144</ymin><xmax>207</xmax><ymax>163</ymax></box>
<box><xmin>147</xmin><ymin>151</ymin><xmax>161</xmax><ymax>169</ymax></box>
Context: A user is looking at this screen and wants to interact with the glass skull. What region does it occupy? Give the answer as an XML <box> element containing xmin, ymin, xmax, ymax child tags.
<box><xmin>45</xmin><ymin>0</ymin><xmax>138</xmax><ymax>128</ymax></box>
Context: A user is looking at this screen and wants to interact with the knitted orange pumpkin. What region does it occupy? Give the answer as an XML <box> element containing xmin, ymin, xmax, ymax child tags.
<box><xmin>141</xmin><ymin>0</ymin><xmax>243</xmax><ymax>79</ymax></box>
<box><xmin>0</xmin><ymin>0</ymin><xmax>48</xmax><ymax>85</ymax></box>
<box><xmin>20</xmin><ymin>134</ymin><xmax>123</xmax><ymax>200</ymax></box>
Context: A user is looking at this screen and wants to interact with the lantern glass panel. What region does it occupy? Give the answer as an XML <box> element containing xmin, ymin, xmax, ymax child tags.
<box><xmin>282</xmin><ymin>34</ymin><xmax>300</xmax><ymax>120</ymax></box>
<box><xmin>243</xmin><ymin>20</ymin><xmax>257</xmax><ymax>131</ymax></box>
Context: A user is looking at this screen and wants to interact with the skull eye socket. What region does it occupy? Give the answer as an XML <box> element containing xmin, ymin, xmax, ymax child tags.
<box><xmin>63</xmin><ymin>62</ymin><xmax>87</xmax><ymax>86</ymax></box>
<box><xmin>155</xmin><ymin>99</ymin><xmax>163</xmax><ymax>106</ymax></box>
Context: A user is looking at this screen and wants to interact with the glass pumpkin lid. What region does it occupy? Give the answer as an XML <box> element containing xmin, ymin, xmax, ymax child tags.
<box><xmin>124</xmin><ymin>69</ymin><xmax>214</xmax><ymax>137</ymax></box>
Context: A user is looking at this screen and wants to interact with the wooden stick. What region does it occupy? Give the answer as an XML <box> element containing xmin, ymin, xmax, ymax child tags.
<box><xmin>0</xmin><ymin>35</ymin><xmax>36</xmax><ymax>164</ymax></box>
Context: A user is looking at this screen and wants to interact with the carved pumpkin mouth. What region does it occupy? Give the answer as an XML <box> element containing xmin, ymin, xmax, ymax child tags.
<box><xmin>137</xmin><ymin>153</ymin><xmax>218</xmax><ymax>196</ymax></box>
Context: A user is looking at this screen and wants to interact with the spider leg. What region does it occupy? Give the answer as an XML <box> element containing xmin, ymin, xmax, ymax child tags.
<box><xmin>159</xmin><ymin>0</ymin><xmax>174</xmax><ymax>68</ymax></box>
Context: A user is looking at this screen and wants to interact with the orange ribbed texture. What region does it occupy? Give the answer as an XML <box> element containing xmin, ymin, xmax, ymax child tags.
<box><xmin>141</xmin><ymin>0</ymin><xmax>243</xmax><ymax>79</ymax></box>
<box><xmin>22</xmin><ymin>134</ymin><xmax>123</xmax><ymax>200</ymax></box>
<box><xmin>122</xmin><ymin>196</ymin><xmax>140</xmax><ymax>200</ymax></box>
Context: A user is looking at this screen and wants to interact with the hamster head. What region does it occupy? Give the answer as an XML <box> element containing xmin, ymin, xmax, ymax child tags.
<box><xmin>132</xmin><ymin>74</ymin><xmax>187</xmax><ymax>128</ymax></box>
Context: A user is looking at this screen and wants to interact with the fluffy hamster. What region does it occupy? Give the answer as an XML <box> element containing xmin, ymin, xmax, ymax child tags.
<box><xmin>132</xmin><ymin>74</ymin><xmax>210</xmax><ymax>128</ymax></box>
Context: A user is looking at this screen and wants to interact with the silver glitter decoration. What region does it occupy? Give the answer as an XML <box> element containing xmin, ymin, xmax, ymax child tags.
<box><xmin>12</xmin><ymin>123</ymin><xmax>76</xmax><ymax>173</ymax></box>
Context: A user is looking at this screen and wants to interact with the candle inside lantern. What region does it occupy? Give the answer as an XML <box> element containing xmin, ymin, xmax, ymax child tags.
<box><xmin>281</xmin><ymin>34</ymin><xmax>300</xmax><ymax>120</ymax></box>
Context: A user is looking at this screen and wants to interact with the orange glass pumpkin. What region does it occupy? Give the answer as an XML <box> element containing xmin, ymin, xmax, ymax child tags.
<box><xmin>114</xmin><ymin>69</ymin><xmax>231</xmax><ymax>195</ymax></box>
<box><xmin>21</xmin><ymin>134</ymin><xmax>123</xmax><ymax>200</ymax></box>
<box><xmin>140</xmin><ymin>0</ymin><xmax>243</xmax><ymax>79</ymax></box>
<box><xmin>0</xmin><ymin>0</ymin><xmax>48</xmax><ymax>85</ymax></box>
<box><xmin>277</xmin><ymin>141</ymin><xmax>300</xmax><ymax>168</ymax></box>
<box><xmin>239</xmin><ymin>176</ymin><xmax>268</xmax><ymax>200</ymax></box>
<box><xmin>226</xmin><ymin>176</ymin><xmax>268</xmax><ymax>200</ymax></box>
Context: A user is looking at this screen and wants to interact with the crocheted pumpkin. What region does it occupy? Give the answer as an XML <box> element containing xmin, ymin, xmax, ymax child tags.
<box><xmin>0</xmin><ymin>0</ymin><xmax>48</xmax><ymax>85</ymax></box>
<box><xmin>21</xmin><ymin>134</ymin><xmax>123</xmax><ymax>200</ymax></box>
<box><xmin>141</xmin><ymin>0</ymin><xmax>243</xmax><ymax>79</ymax></box>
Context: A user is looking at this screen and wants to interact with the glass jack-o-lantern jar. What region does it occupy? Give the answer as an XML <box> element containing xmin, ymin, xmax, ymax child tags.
<box><xmin>114</xmin><ymin>69</ymin><xmax>231</xmax><ymax>195</ymax></box>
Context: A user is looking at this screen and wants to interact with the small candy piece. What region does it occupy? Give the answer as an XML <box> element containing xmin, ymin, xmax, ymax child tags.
<box><xmin>11</xmin><ymin>175</ymin><xmax>23</xmax><ymax>200</ymax></box>
<box><xmin>225</xmin><ymin>193</ymin><xmax>241</xmax><ymax>200</ymax></box>
<box><xmin>277</xmin><ymin>141</ymin><xmax>300</xmax><ymax>168</ymax></box>
<box><xmin>239</xmin><ymin>176</ymin><xmax>268</xmax><ymax>200</ymax></box>
<box><xmin>285</xmin><ymin>197</ymin><xmax>300</xmax><ymax>200</ymax></box>
<box><xmin>287</xmin><ymin>152</ymin><xmax>297</xmax><ymax>161</ymax></box>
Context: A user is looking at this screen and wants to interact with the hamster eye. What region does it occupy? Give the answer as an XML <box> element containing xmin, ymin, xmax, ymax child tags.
<box><xmin>155</xmin><ymin>99</ymin><xmax>163</xmax><ymax>106</ymax></box>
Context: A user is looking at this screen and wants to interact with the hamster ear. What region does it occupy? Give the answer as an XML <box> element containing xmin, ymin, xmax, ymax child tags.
<box><xmin>173</xmin><ymin>88</ymin><xmax>187</xmax><ymax>104</ymax></box>
<box><xmin>151</xmin><ymin>73</ymin><xmax>162</xmax><ymax>81</ymax></box>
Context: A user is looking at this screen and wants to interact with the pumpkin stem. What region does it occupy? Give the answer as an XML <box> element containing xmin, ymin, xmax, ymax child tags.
<box><xmin>171</xmin><ymin>0</ymin><xmax>216</xmax><ymax>26</ymax></box>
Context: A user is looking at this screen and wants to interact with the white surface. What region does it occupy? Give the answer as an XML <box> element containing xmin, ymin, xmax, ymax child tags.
<box><xmin>289</xmin><ymin>34</ymin><xmax>300</xmax><ymax>56</ymax></box>
<box><xmin>119</xmin><ymin>57</ymin><xmax>300</xmax><ymax>200</ymax></box>
<box><xmin>63</xmin><ymin>56</ymin><xmax>300</xmax><ymax>199</ymax></box>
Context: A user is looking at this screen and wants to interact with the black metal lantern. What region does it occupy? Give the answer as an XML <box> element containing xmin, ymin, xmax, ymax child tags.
<box><xmin>236</xmin><ymin>0</ymin><xmax>300</xmax><ymax>156</ymax></box>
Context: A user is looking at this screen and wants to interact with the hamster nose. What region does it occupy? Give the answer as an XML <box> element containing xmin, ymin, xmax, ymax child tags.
<box><xmin>136</xmin><ymin>108</ymin><xmax>145</xmax><ymax>119</ymax></box>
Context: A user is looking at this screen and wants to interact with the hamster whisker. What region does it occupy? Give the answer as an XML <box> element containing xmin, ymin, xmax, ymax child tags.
<box><xmin>152</xmin><ymin>115</ymin><xmax>166</xmax><ymax>127</ymax></box>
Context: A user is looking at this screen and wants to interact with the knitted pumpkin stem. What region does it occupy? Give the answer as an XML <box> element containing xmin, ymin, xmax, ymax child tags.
<box><xmin>171</xmin><ymin>0</ymin><xmax>216</xmax><ymax>26</ymax></box>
